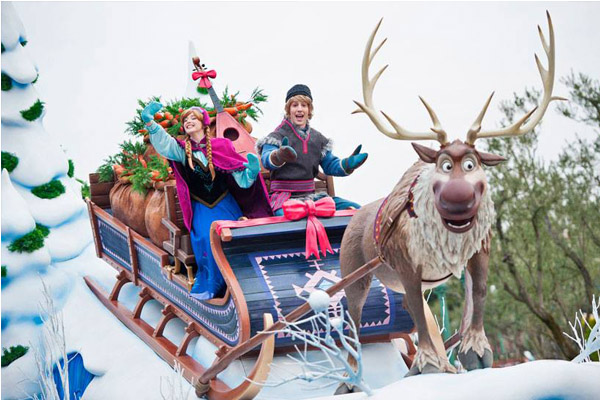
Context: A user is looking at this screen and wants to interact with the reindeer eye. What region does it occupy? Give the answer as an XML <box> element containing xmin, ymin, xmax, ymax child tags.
<box><xmin>441</xmin><ymin>160</ymin><xmax>453</xmax><ymax>173</ymax></box>
<box><xmin>463</xmin><ymin>159</ymin><xmax>476</xmax><ymax>171</ymax></box>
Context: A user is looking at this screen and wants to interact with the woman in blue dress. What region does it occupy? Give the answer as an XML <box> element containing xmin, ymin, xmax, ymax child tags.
<box><xmin>142</xmin><ymin>102</ymin><xmax>272</xmax><ymax>299</ymax></box>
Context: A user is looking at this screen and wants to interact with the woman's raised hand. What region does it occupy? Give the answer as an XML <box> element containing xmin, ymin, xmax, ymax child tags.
<box><xmin>244</xmin><ymin>153</ymin><xmax>261</xmax><ymax>180</ymax></box>
<box><xmin>142</xmin><ymin>101</ymin><xmax>163</xmax><ymax>124</ymax></box>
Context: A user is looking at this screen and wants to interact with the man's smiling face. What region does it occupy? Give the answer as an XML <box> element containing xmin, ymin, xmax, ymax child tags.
<box><xmin>289</xmin><ymin>100</ymin><xmax>310</xmax><ymax>128</ymax></box>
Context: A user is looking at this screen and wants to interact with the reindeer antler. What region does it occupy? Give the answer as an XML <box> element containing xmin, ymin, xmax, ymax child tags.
<box><xmin>466</xmin><ymin>11</ymin><xmax>566</xmax><ymax>145</ymax></box>
<box><xmin>353</xmin><ymin>19</ymin><xmax>449</xmax><ymax>145</ymax></box>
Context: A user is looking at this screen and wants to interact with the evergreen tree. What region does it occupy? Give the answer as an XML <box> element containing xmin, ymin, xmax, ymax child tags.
<box><xmin>1</xmin><ymin>3</ymin><xmax>92</xmax><ymax>397</ymax></box>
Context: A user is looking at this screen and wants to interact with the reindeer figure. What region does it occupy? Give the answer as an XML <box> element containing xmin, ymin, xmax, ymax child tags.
<box><xmin>338</xmin><ymin>12</ymin><xmax>562</xmax><ymax>388</ymax></box>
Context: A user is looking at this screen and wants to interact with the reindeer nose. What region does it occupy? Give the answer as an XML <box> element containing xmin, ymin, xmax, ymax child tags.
<box><xmin>439</xmin><ymin>180</ymin><xmax>475</xmax><ymax>214</ymax></box>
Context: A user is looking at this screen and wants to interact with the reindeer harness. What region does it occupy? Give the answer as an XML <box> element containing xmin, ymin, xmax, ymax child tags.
<box><xmin>373</xmin><ymin>174</ymin><xmax>452</xmax><ymax>284</ymax></box>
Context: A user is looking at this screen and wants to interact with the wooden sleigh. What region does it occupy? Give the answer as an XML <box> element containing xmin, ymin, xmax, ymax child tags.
<box><xmin>85</xmin><ymin>170</ymin><xmax>420</xmax><ymax>399</ymax></box>
<box><xmin>83</xmin><ymin>56</ymin><xmax>436</xmax><ymax>399</ymax></box>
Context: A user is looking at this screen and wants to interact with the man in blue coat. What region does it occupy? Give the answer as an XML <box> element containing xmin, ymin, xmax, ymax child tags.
<box><xmin>256</xmin><ymin>84</ymin><xmax>368</xmax><ymax>214</ymax></box>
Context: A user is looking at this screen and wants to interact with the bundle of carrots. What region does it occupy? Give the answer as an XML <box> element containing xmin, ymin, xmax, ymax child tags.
<box><xmin>206</xmin><ymin>102</ymin><xmax>253</xmax><ymax>117</ymax></box>
<box><xmin>112</xmin><ymin>151</ymin><xmax>174</xmax><ymax>189</ymax></box>
<box><xmin>137</xmin><ymin>108</ymin><xmax>186</xmax><ymax>135</ymax></box>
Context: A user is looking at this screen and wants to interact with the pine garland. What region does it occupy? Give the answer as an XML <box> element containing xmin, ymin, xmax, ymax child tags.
<box><xmin>20</xmin><ymin>99</ymin><xmax>45</xmax><ymax>121</ymax></box>
<box><xmin>68</xmin><ymin>159</ymin><xmax>75</xmax><ymax>177</ymax></box>
<box><xmin>1</xmin><ymin>345</ymin><xmax>29</xmax><ymax>367</ymax></box>
<box><xmin>8</xmin><ymin>223</ymin><xmax>50</xmax><ymax>253</ymax></box>
<box><xmin>1</xmin><ymin>152</ymin><xmax>19</xmax><ymax>172</ymax></box>
<box><xmin>31</xmin><ymin>179</ymin><xmax>65</xmax><ymax>199</ymax></box>
<box><xmin>96</xmin><ymin>156</ymin><xmax>117</xmax><ymax>183</ymax></box>
<box><xmin>1</xmin><ymin>73</ymin><xmax>12</xmax><ymax>91</ymax></box>
<box><xmin>78</xmin><ymin>179</ymin><xmax>90</xmax><ymax>199</ymax></box>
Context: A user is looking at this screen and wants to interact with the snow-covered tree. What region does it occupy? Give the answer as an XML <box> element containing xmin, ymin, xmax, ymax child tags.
<box><xmin>1</xmin><ymin>3</ymin><xmax>92</xmax><ymax>397</ymax></box>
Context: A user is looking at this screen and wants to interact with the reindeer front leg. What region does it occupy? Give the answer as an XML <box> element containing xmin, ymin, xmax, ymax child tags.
<box><xmin>404</xmin><ymin>265</ymin><xmax>454</xmax><ymax>376</ymax></box>
<box><xmin>458</xmin><ymin>249</ymin><xmax>493</xmax><ymax>370</ymax></box>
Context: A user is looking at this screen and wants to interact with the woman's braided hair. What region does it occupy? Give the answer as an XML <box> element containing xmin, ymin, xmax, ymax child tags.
<box><xmin>182</xmin><ymin>109</ymin><xmax>216</xmax><ymax>180</ymax></box>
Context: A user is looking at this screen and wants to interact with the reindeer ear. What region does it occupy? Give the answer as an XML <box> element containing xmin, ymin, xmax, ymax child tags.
<box><xmin>478</xmin><ymin>150</ymin><xmax>506</xmax><ymax>166</ymax></box>
<box><xmin>411</xmin><ymin>143</ymin><xmax>438</xmax><ymax>163</ymax></box>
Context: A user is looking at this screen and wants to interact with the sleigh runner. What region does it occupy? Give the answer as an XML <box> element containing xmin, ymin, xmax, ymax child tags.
<box><xmin>85</xmin><ymin>170</ymin><xmax>416</xmax><ymax>398</ymax></box>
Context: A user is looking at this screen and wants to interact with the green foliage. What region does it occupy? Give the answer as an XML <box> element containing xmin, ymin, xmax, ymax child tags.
<box><xmin>2</xmin><ymin>73</ymin><xmax>12</xmax><ymax>91</ymax></box>
<box><xmin>1</xmin><ymin>266</ymin><xmax>6</xmax><ymax>278</ymax></box>
<box><xmin>129</xmin><ymin>166</ymin><xmax>152</xmax><ymax>195</ymax></box>
<box><xmin>558</xmin><ymin>72</ymin><xmax>600</xmax><ymax>127</ymax></box>
<box><xmin>36</xmin><ymin>223</ymin><xmax>50</xmax><ymax>237</ymax></box>
<box><xmin>246</xmin><ymin>87</ymin><xmax>268</xmax><ymax>121</ymax></box>
<box><xmin>1</xmin><ymin>152</ymin><xmax>19</xmax><ymax>172</ymax></box>
<box><xmin>31</xmin><ymin>73</ymin><xmax>39</xmax><ymax>85</ymax></box>
<box><xmin>20</xmin><ymin>40</ymin><xmax>27</xmax><ymax>47</ymax></box>
<box><xmin>78</xmin><ymin>179</ymin><xmax>90</xmax><ymax>199</ymax></box>
<box><xmin>8</xmin><ymin>224</ymin><xmax>50</xmax><ymax>253</ymax></box>
<box><xmin>31</xmin><ymin>179</ymin><xmax>66</xmax><ymax>199</ymax></box>
<box><xmin>1</xmin><ymin>345</ymin><xmax>29</xmax><ymax>367</ymax></box>
<box><xmin>148</xmin><ymin>155</ymin><xmax>170</xmax><ymax>180</ymax></box>
<box><xmin>1</xmin><ymin>43</ymin><xmax>5</xmax><ymax>53</ymax></box>
<box><xmin>68</xmin><ymin>159</ymin><xmax>75</xmax><ymax>178</ymax></box>
<box><xmin>120</xmin><ymin>140</ymin><xmax>146</xmax><ymax>156</ymax></box>
<box><xmin>124</xmin><ymin>87</ymin><xmax>268</xmax><ymax>137</ymax></box>
<box><xmin>20</xmin><ymin>99</ymin><xmax>45</xmax><ymax>121</ymax></box>
<box><xmin>480</xmin><ymin>81</ymin><xmax>600</xmax><ymax>361</ymax></box>
<box><xmin>97</xmin><ymin>154</ymin><xmax>120</xmax><ymax>182</ymax></box>
<box><xmin>124</xmin><ymin>96</ymin><xmax>162</xmax><ymax>137</ymax></box>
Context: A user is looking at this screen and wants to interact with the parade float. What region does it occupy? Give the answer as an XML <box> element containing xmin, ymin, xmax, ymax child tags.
<box><xmin>84</xmin><ymin>57</ymin><xmax>426</xmax><ymax>399</ymax></box>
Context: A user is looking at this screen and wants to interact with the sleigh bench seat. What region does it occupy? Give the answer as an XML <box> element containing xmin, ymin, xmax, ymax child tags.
<box><xmin>160</xmin><ymin>170</ymin><xmax>336</xmax><ymax>288</ymax></box>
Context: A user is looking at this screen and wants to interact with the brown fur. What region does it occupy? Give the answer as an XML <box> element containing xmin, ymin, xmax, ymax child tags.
<box><xmin>341</xmin><ymin>156</ymin><xmax>494</xmax><ymax>376</ymax></box>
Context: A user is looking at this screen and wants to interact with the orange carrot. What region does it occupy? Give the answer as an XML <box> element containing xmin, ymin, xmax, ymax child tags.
<box><xmin>138</xmin><ymin>129</ymin><xmax>148</xmax><ymax>134</ymax></box>
<box><xmin>237</xmin><ymin>102</ymin><xmax>253</xmax><ymax>111</ymax></box>
<box><xmin>150</xmin><ymin>170</ymin><xmax>161</xmax><ymax>181</ymax></box>
<box><xmin>165</xmin><ymin>112</ymin><xmax>173</xmax><ymax>120</ymax></box>
<box><xmin>159</xmin><ymin>120</ymin><xmax>170</xmax><ymax>128</ymax></box>
<box><xmin>154</xmin><ymin>112</ymin><xmax>164</xmax><ymax>121</ymax></box>
<box><xmin>113</xmin><ymin>165</ymin><xmax>125</xmax><ymax>176</ymax></box>
<box><xmin>138</xmin><ymin>156</ymin><xmax>147</xmax><ymax>168</ymax></box>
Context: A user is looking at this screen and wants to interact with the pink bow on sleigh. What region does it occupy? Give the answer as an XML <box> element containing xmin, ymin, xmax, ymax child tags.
<box><xmin>283</xmin><ymin>197</ymin><xmax>335</xmax><ymax>260</ymax></box>
<box><xmin>192</xmin><ymin>69</ymin><xmax>217</xmax><ymax>89</ymax></box>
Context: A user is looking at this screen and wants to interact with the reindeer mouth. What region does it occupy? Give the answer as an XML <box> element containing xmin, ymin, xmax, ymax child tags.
<box><xmin>442</xmin><ymin>216</ymin><xmax>475</xmax><ymax>233</ymax></box>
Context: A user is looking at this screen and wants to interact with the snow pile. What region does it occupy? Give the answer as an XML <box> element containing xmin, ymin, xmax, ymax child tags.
<box><xmin>310</xmin><ymin>361</ymin><xmax>600</xmax><ymax>400</ymax></box>
<box><xmin>1</xmin><ymin>2</ymin><xmax>92</xmax><ymax>397</ymax></box>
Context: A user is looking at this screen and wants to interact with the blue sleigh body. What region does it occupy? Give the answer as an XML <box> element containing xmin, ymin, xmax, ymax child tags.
<box><xmin>85</xmin><ymin>172</ymin><xmax>415</xmax><ymax>395</ymax></box>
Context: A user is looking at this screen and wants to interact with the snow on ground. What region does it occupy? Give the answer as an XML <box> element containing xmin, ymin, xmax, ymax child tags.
<box><xmin>312</xmin><ymin>361</ymin><xmax>600</xmax><ymax>400</ymax></box>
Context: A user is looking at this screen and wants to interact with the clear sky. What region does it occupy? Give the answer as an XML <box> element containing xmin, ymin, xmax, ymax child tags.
<box><xmin>9</xmin><ymin>1</ymin><xmax>600</xmax><ymax>204</ymax></box>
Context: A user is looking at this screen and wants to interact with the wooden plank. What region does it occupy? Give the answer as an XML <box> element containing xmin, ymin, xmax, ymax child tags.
<box><xmin>127</xmin><ymin>227</ymin><xmax>139</xmax><ymax>286</ymax></box>
<box><xmin>89</xmin><ymin>173</ymin><xmax>101</xmax><ymax>184</ymax></box>
<box><xmin>90</xmin><ymin>181</ymin><xmax>116</xmax><ymax>196</ymax></box>
<box><xmin>90</xmin><ymin>195</ymin><xmax>111</xmax><ymax>208</ymax></box>
<box><xmin>326</xmin><ymin>175</ymin><xmax>336</xmax><ymax>197</ymax></box>
<box><xmin>86</xmin><ymin>200</ymin><xmax>103</xmax><ymax>258</ymax></box>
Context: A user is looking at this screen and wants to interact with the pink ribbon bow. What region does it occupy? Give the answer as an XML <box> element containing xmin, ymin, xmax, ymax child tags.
<box><xmin>192</xmin><ymin>69</ymin><xmax>217</xmax><ymax>89</ymax></box>
<box><xmin>283</xmin><ymin>197</ymin><xmax>336</xmax><ymax>259</ymax></box>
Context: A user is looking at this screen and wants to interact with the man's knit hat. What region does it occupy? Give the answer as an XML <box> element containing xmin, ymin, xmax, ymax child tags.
<box><xmin>286</xmin><ymin>84</ymin><xmax>312</xmax><ymax>102</ymax></box>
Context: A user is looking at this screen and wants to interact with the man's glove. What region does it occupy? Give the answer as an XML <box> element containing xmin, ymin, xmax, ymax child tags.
<box><xmin>142</xmin><ymin>101</ymin><xmax>163</xmax><ymax>124</ymax></box>
<box><xmin>270</xmin><ymin>137</ymin><xmax>297</xmax><ymax>166</ymax></box>
<box><xmin>243</xmin><ymin>153</ymin><xmax>261</xmax><ymax>180</ymax></box>
<box><xmin>342</xmin><ymin>145</ymin><xmax>368</xmax><ymax>173</ymax></box>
